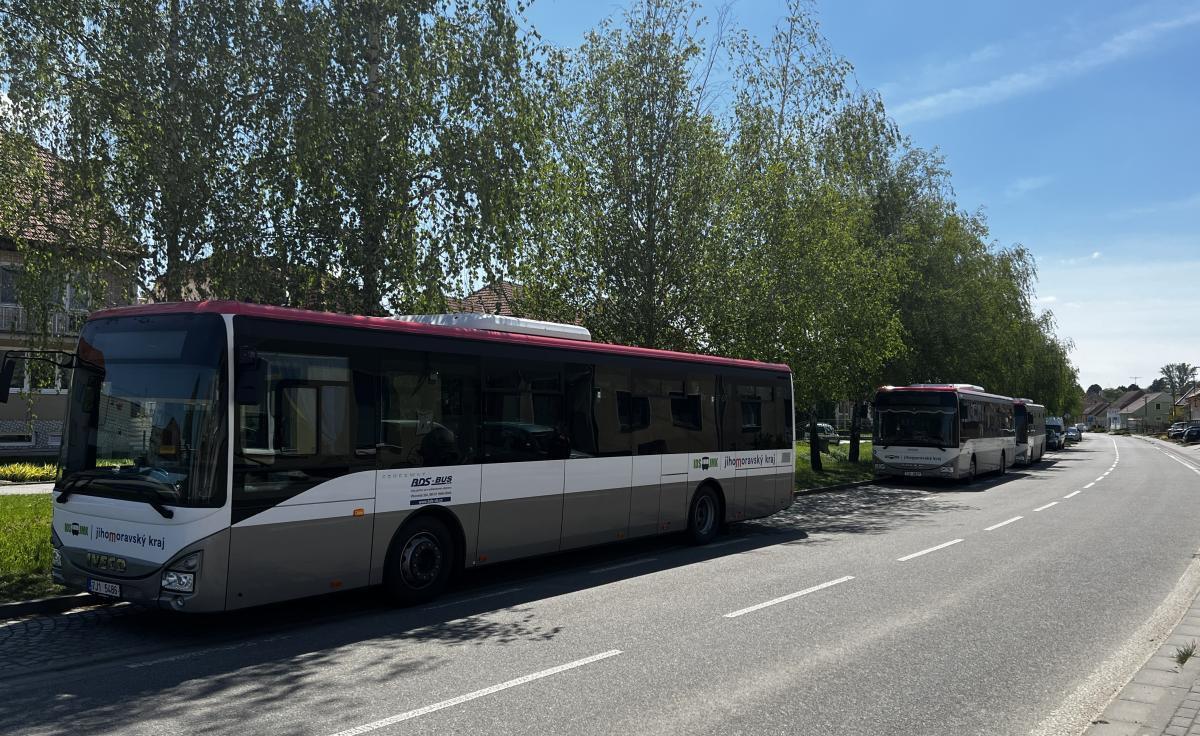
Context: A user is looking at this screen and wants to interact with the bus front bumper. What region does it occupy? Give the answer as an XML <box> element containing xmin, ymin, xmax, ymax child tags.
<box><xmin>51</xmin><ymin>528</ymin><xmax>230</xmax><ymax>612</ymax></box>
<box><xmin>874</xmin><ymin>462</ymin><xmax>958</xmax><ymax>479</ymax></box>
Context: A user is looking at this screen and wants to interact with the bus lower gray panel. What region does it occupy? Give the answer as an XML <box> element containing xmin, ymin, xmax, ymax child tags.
<box><xmin>776</xmin><ymin>469</ymin><xmax>795</xmax><ymax>510</ymax></box>
<box><xmin>727</xmin><ymin>473</ymin><xmax>747</xmax><ymax>522</ymax></box>
<box><xmin>476</xmin><ymin>495</ymin><xmax>563</xmax><ymax>564</ymax></box>
<box><xmin>561</xmin><ymin>487</ymin><xmax>632</xmax><ymax>549</ymax></box>
<box><xmin>227</xmin><ymin>514</ymin><xmax>373</xmax><ymax>609</ymax></box>
<box><xmin>627</xmin><ymin>483</ymin><xmax>660</xmax><ymax>538</ymax></box>
<box><xmin>745</xmin><ymin>472</ymin><xmax>777</xmax><ymax>519</ymax></box>
<box><xmin>659</xmin><ymin>476</ymin><xmax>688</xmax><ymax>533</ymax></box>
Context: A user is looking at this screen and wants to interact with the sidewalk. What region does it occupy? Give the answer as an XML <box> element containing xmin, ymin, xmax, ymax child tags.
<box><xmin>1085</xmin><ymin>436</ymin><xmax>1200</xmax><ymax>736</ymax></box>
<box><xmin>1085</xmin><ymin>596</ymin><xmax>1200</xmax><ymax>736</ymax></box>
<box><xmin>0</xmin><ymin>482</ymin><xmax>53</xmax><ymax>495</ymax></box>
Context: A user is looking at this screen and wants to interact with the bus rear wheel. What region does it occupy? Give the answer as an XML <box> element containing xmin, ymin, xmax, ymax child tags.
<box><xmin>998</xmin><ymin>452</ymin><xmax>1007</xmax><ymax>475</ymax></box>
<box><xmin>964</xmin><ymin>456</ymin><xmax>977</xmax><ymax>485</ymax></box>
<box><xmin>384</xmin><ymin>516</ymin><xmax>453</xmax><ymax>606</ymax></box>
<box><xmin>687</xmin><ymin>486</ymin><xmax>720</xmax><ymax>545</ymax></box>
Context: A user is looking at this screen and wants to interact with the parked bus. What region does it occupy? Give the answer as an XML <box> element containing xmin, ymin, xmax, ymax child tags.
<box><xmin>1013</xmin><ymin>398</ymin><xmax>1046</xmax><ymax>465</ymax></box>
<box><xmin>872</xmin><ymin>384</ymin><xmax>1016</xmax><ymax>482</ymax></box>
<box><xmin>31</xmin><ymin>301</ymin><xmax>795</xmax><ymax>611</ymax></box>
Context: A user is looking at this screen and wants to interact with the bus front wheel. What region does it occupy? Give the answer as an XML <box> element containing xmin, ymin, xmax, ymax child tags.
<box><xmin>964</xmin><ymin>456</ymin><xmax>977</xmax><ymax>485</ymax></box>
<box><xmin>384</xmin><ymin>516</ymin><xmax>454</xmax><ymax>606</ymax></box>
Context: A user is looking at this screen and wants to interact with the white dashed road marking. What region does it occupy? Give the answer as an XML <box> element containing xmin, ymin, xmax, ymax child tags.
<box><xmin>590</xmin><ymin>558</ymin><xmax>658</xmax><ymax>574</ymax></box>
<box><xmin>1064</xmin><ymin>491</ymin><xmax>1081</xmax><ymax>499</ymax></box>
<box><xmin>327</xmin><ymin>650</ymin><xmax>624</xmax><ymax>736</ymax></box>
<box><xmin>421</xmin><ymin>587</ymin><xmax>524</xmax><ymax>611</ymax></box>
<box><xmin>724</xmin><ymin>576</ymin><xmax>855</xmax><ymax>618</ymax></box>
<box><xmin>985</xmin><ymin>516</ymin><xmax>1023</xmax><ymax>531</ymax></box>
<box><xmin>1084</xmin><ymin>482</ymin><xmax>1095</xmax><ymax>489</ymax></box>
<box><xmin>1034</xmin><ymin>502</ymin><xmax>1058</xmax><ymax>512</ymax></box>
<box><xmin>897</xmin><ymin>539</ymin><xmax>963</xmax><ymax>562</ymax></box>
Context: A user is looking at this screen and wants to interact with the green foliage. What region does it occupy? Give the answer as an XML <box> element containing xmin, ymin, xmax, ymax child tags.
<box><xmin>0</xmin><ymin>462</ymin><xmax>56</xmax><ymax>482</ymax></box>
<box><xmin>0</xmin><ymin>494</ymin><xmax>63</xmax><ymax>603</ymax></box>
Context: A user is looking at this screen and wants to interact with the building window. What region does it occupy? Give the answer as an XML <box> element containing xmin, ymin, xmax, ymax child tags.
<box><xmin>0</xmin><ymin>266</ymin><xmax>17</xmax><ymax>305</ymax></box>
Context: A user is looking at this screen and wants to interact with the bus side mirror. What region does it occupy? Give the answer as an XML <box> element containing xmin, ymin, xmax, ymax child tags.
<box><xmin>0</xmin><ymin>357</ymin><xmax>15</xmax><ymax>403</ymax></box>
<box><xmin>235</xmin><ymin>349</ymin><xmax>266</xmax><ymax>406</ymax></box>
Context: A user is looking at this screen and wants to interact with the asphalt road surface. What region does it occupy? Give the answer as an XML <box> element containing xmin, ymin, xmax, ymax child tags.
<box><xmin>3</xmin><ymin>435</ymin><xmax>1200</xmax><ymax>736</ymax></box>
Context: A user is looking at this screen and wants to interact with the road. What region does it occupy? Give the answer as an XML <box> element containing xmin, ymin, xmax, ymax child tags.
<box><xmin>3</xmin><ymin>435</ymin><xmax>1200</xmax><ymax>735</ymax></box>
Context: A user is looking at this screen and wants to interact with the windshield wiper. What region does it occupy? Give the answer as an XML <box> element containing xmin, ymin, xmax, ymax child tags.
<box><xmin>56</xmin><ymin>470</ymin><xmax>175</xmax><ymax>519</ymax></box>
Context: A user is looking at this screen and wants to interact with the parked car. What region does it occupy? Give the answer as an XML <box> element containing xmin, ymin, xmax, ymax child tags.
<box><xmin>816</xmin><ymin>423</ymin><xmax>840</xmax><ymax>446</ymax></box>
<box><xmin>1065</xmin><ymin>427</ymin><xmax>1082</xmax><ymax>444</ymax></box>
<box><xmin>1169</xmin><ymin>421</ymin><xmax>1190</xmax><ymax>439</ymax></box>
<box><xmin>1046</xmin><ymin>428</ymin><xmax>1063</xmax><ymax>450</ymax></box>
<box><xmin>1183</xmin><ymin>426</ymin><xmax>1200</xmax><ymax>444</ymax></box>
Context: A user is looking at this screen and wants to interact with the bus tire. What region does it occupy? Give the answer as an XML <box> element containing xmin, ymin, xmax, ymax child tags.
<box><xmin>964</xmin><ymin>456</ymin><xmax>977</xmax><ymax>485</ymax></box>
<box><xmin>687</xmin><ymin>485</ymin><xmax>720</xmax><ymax>545</ymax></box>
<box><xmin>383</xmin><ymin>516</ymin><xmax>454</xmax><ymax>606</ymax></box>
<box><xmin>999</xmin><ymin>452</ymin><xmax>1007</xmax><ymax>476</ymax></box>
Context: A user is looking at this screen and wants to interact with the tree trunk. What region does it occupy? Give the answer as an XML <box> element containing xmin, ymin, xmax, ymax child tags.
<box><xmin>808</xmin><ymin>415</ymin><xmax>822</xmax><ymax>472</ymax></box>
<box><xmin>848</xmin><ymin>400</ymin><xmax>861</xmax><ymax>463</ymax></box>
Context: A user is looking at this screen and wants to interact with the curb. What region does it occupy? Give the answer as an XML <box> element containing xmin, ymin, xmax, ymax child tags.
<box><xmin>0</xmin><ymin>592</ymin><xmax>98</xmax><ymax>619</ymax></box>
<box><xmin>794</xmin><ymin>479</ymin><xmax>875</xmax><ymax>496</ymax></box>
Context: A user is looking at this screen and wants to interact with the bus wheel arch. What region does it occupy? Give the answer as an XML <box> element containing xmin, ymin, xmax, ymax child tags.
<box><xmin>382</xmin><ymin>507</ymin><xmax>463</xmax><ymax>605</ymax></box>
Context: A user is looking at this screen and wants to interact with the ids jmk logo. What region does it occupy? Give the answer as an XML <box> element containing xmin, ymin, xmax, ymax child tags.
<box><xmin>62</xmin><ymin>522</ymin><xmax>89</xmax><ymax>537</ymax></box>
<box><xmin>86</xmin><ymin>553</ymin><xmax>127</xmax><ymax>573</ymax></box>
<box><xmin>693</xmin><ymin>456</ymin><xmax>714</xmax><ymax>471</ymax></box>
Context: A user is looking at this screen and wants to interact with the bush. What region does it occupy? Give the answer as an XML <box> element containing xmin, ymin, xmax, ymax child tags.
<box><xmin>0</xmin><ymin>462</ymin><xmax>56</xmax><ymax>483</ymax></box>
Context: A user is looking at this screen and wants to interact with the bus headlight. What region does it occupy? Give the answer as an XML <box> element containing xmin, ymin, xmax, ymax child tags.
<box><xmin>161</xmin><ymin>552</ymin><xmax>201</xmax><ymax>593</ymax></box>
<box><xmin>161</xmin><ymin>570</ymin><xmax>195</xmax><ymax>593</ymax></box>
<box><xmin>51</xmin><ymin>547</ymin><xmax>62</xmax><ymax>568</ymax></box>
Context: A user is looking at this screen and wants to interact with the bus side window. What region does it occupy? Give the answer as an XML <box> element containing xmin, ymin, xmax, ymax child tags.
<box><xmin>381</xmin><ymin>353</ymin><xmax>480</xmax><ymax>469</ymax></box>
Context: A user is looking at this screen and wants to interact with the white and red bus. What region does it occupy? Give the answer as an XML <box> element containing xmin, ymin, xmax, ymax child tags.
<box><xmin>34</xmin><ymin>301</ymin><xmax>795</xmax><ymax>611</ymax></box>
<box><xmin>1013</xmin><ymin>398</ymin><xmax>1047</xmax><ymax>465</ymax></box>
<box><xmin>873</xmin><ymin>384</ymin><xmax>1016</xmax><ymax>482</ymax></box>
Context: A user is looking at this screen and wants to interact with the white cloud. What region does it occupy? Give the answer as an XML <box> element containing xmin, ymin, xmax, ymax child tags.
<box><xmin>1035</xmin><ymin>295</ymin><xmax>1058</xmax><ymax>304</ymax></box>
<box><xmin>1005</xmin><ymin>175</ymin><xmax>1053</xmax><ymax>198</ymax></box>
<box><xmin>891</xmin><ymin>9</ymin><xmax>1200</xmax><ymax>124</ymax></box>
<box><xmin>1091</xmin><ymin>251</ymin><xmax>1102</xmax><ymax>259</ymax></box>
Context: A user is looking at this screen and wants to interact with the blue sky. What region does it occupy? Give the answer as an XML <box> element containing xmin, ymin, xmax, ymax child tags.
<box><xmin>526</xmin><ymin>0</ymin><xmax>1200</xmax><ymax>390</ymax></box>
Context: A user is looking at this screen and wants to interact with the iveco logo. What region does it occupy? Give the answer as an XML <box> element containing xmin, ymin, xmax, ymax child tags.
<box><xmin>87</xmin><ymin>553</ymin><xmax>127</xmax><ymax>573</ymax></box>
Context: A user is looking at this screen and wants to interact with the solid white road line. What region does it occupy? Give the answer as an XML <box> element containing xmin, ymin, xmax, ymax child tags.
<box><xmin>1034</xmin><ymin>502</ymin><xmax>1058</xmax><ymax>512</ymax></box>
<box><xmin>1084</xmin><ymin>482</ymin><xmax>1095</xmax><ymax>489</ymax></box>
<box><xmin>897</xmin><ymin>539</ymin><xmax>963</xmax><ymax>562</ymax></box>
<box><xmin>985</xmin><ymin>516</ymin><xmax>1023</xmax><ymax>531</ymax></box>
<box><xmin>590</xmin><ymin>558</ymin><xmax>658</xmax><ymax>574</ymax></box>
<box><xmin>1064</xmin><ymin>491</ymin><xmax>1081</xmax><ymax>499</ymax></box>
<box><xmin>421</xmin><ymin>587</ymin><xmax>524</xmax><ymax>611</ymax></box>
<box><xmin>328</xmin><ymin>650</ymin><xmax>624</xmax><ymax>736</ymax></box>
<box><xmin>724</xmin><ymin>576</ymin><xmax>855</xmax><ymax>618</ymax></box>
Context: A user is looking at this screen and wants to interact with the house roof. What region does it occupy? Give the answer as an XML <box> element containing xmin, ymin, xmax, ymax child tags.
<box><xmin>1083</xmin><ymin>400</ymin><xmax>1110</xmax><ymax>417</ymax></box>
<box><xmin>1120</xmin><ymin>392</ymin><xmax>1168</xmax><ymax>414</ymax></box>
<box><xmin>88</xmin><ymin>300</ymin><xmax>793</xmax><ymax>373</ymax></box>
<box><xmin>1111</xmin><ymin>389</ymin><xmax>1145</xmax><ymax>411</ymax></box>
<box><xmin>2</xmin><ymin>146</ymin><xmax>72</xmax><ymax>245</ymax></box>
<box><xmin>1178</xmin><ymin>384</ymin><xmax>1200</xmax><ymax>406</ymax></box>
<box><xmin>450</xmin><ymin>281</ymin><xmax>522</xmax><ymax>316</ymax></box>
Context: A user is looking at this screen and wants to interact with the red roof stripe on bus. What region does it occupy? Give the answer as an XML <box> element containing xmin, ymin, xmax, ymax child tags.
<box><xmin>89</xmin><ymin>301</ymin><xmax>792</xmax><ymax>373</ymax></box>
<box><xmin>876</xmin><ymin>385</ymin><xmax>1015</xmax><ymax>402</ymax></box>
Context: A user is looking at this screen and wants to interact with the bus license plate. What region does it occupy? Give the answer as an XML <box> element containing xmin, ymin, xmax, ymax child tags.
<box><xmin>904</xmin><ymin>471</ymin><xmax>922</xmax><ymax>477</ymax></box>
<box><xmin>87</xmin><ymin>579</ymin><xmax>121</xmax><ymax>598</ymax></box>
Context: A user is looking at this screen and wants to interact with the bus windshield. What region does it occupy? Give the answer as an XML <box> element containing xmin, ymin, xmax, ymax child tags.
<box><xmin>58</xmin><ymin>313</ymin><xmax>228</xmax><ymax>508</ymax></box>
<box><xmin>875</xmin><ymin>391</ymin><xmax>958</xmax><ymax>448</ymax></box>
